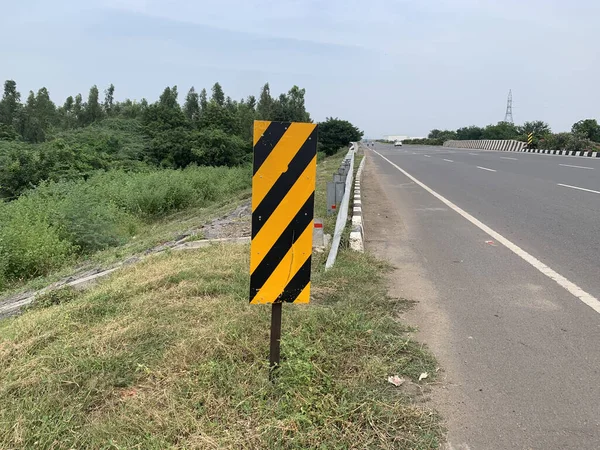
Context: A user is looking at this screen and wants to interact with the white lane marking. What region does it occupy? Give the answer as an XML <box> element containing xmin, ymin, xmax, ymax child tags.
<box><xmin>424</xmin><ymin>155</ymin><xmax>431</xmax><ymax>158</ymax></box>
<box><xmin>557</xmin><ymin>184</ymin><xmax>600</xmax><ymax>195</ymax></box>
<box><xmin>372</xmin><ymin>149</ymin><xmax>600</xmax><ymax>315</ymax></box>
<box><xmin>559</xmin><ymin>164</ymin><xmax>594</xmax><ymax>170</ymax></box>
<box><xmin>500</xmin><ymin>157</ymin><xmax>518</xmax><ymax>160</ymax></box>
<box><xmin>468</xmin><ymin>153</ymin><xmax>478</xmax><ymax>156</ymax></box>
<box><xmin>443</xmin><ymin>159</ymin><xmax>454</xmax><ymax>162</ymax></box>
<box><xmin>413</xmin><ymin>152</ymin><xmax>418</xmax><ymax>155</ymax></box>
<box><xmin>477</xmin><ymin>166</ymin><xmax>496</xmax><ymax>172</ymax></box>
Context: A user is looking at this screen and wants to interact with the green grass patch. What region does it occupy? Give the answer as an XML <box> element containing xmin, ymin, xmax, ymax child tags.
<box><xmin>0</xmin><ymin>246</ymin><xmax>441</xmax><ymax>449</ymax></box>
<box><xmin>0</xmin><ymin>165</ymin><xmax>251</xmax><ymax>290</ymax></box>
<box><xmin>0</xmin><ymin>148</ymin><xmax>441</xmax><ymax>448</ymax></box>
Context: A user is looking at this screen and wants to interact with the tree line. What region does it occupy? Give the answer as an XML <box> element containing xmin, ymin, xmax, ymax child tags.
<box><xmin>402</xmin><ymin>119</ymin><xmax>600</xmax><ymax>151</ymax></box>
<box><xmin>0</xmin><ymin>80</ymin><xmax>363</xmax><ymax>199</ymax></box>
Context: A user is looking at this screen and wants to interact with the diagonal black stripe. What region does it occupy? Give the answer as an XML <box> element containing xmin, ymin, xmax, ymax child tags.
<box><xmin>249</xmin><ymin>194</ymin><xmax>314</xmax><ymax>302</ymax></box>
<box><xmin>253</xmin><ymin>121</ymin><xmax>290</xmax><ymax>175</ymax></box>
<box><xmin>252</xmin><ymin>126</ymin><xmax>317</xmax><ymax>239</ymax></box>
<box><xmin>278</xmin><ymin>256</ymin><xmax>311</xmax><ymax>303</ymax></box>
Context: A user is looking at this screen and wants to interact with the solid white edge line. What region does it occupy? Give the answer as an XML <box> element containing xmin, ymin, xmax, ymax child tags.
<box><xmin>559</xmin><ymin>164</ymin><xmax>594</xmax><ymax>170</ymax></box>
<box><xmin>372</xmin><ymin>149</ymin><xmax>600</xmax><ymax>314</ymax></box>
<box><xmin>477</xmin><ymin>166</ymin><xmax>497</xmax><ymax>172</ymax></box>
<box><xmin>557</xmin><ymin>183</ymin><xmax>600</xmax><ymax>195</ymax></box>
<box><xmin>443</xmin><ymin>159</ymin><xmax>454</xmax><ymax>162</ymax></box>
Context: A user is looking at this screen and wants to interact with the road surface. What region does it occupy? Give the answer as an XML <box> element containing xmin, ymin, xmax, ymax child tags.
<box><xmin>363</xmin><ymin>143</ymin><xmax>600</xmax><ymax>449</ymax></box>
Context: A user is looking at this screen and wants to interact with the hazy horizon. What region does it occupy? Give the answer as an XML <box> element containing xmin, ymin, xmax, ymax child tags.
<box><xmin>2</xmin><ymin>0</ymin><xmax>598</xmax><ymax>138</ymax></box>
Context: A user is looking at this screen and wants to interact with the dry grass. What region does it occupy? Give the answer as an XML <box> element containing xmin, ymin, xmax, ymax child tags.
<box><xmin>0</xmin><ymin>245</ymin><xmax>441</xmax><ymax>449</ymax></box>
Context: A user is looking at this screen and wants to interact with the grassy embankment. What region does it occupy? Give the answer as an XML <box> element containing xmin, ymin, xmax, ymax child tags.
<box><xmin>0</xmin><ymin>166</ymin><xmax>252</xmax><ymax>294</ymax></box>
<box><xmin>0</xmin><ymin>150</ymin><xmax>441</xmax><ymax>449</ymax></box>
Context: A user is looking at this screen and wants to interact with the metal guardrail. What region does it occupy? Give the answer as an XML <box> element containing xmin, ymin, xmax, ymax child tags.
<box><xmin>325</xmin><ymin>143</ymin><xmax>356</xmax><ymax>270</ymax></box>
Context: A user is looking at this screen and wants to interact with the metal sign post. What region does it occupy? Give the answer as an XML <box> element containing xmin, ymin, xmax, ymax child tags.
<box><xmin>249</xmin><ymin>120</ymin><xmax>318</xmax><ymax>377</ymax></box>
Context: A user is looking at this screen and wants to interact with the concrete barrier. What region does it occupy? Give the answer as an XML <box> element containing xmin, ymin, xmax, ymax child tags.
<box><xmin>444</xmin><ymin>139</ymin><xmax>526</xmax><ymax>152</ymax></box>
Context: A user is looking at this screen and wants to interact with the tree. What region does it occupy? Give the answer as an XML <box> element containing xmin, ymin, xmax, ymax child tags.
<box><xmin>34</xmin><ymin>87</ymin><xmax>57</xmax><ymax>130</ymax></box>
<box><xmin>142</xmin><ymin>87</ymin><xmax>190</xmax><ymax>167</ymax></box>
<box><xmin>456</xmin><ymin>125</ymin><xmax>484</xmax><ymax>140</ymax></box>
<box><xmin>428</xmin><ymin>129</ymin><xmax>457</xmax><ymax>141</ymax></box>
<box><xmin>284</xmin><ymin>85</ymin><xmax>310</xmax><ymax>122</ymax></box>
<box><xmin>199</xmin><ymin>101</ymin><xmax>237</xmax><ymax>134</ymax></box>
<box><xmin>519</xmin><ymin>121</ymin><xmax>551</xmax><ymax>137</ymax></box>
<box><xmin>247</xmin><ymin>95</ymin><xmax>256</xmax><ymax>110</ymax></box>
<box><xmin>199</xmin><ymin>88</ymin><xmax>208</xmax><ymax>112</ymax></box>
<box><xmin>85</xmin><ymin>85</ymin><xmax>103</xmax><ymax>125</ymax></box>
<box><xmin>191</xmin><ymin>128</ymin><xmax>250</xmax><ymax>166</ymax></box>
<box><xmin>104</xmin><ymin>84</ymin><xmax>115</xmax><ymax>116</ymax></box>
<box><xmin>0</xmin><ymin>80</ymin><xmax>21</xmax><ymax>126</ymax></box>
<box><xmin>119</xmin><ymin>99</ymin><xmax>145</xmax><ymax>119</ymax></box>
<box><xmin>59</xmin><ymin>96</ymin><xmax>75</xmax><ymax>129</ymax></box>
<box><xmin>183</xmin><ymin>87</ymin><xmax>200</xmax><ymax>122</ymax></box>
<box><xmin>0</xmin><ymin>123</ymin><xmax>18</xmax><ymax>141</ymax></box>
<box><xmin>16</xmin><ymin>91</ymin><xmax>45</xmax><ymax>143</ymax></box>
<box><xmin>159</xmin><ymin>86</ymin><xmax>180</xmax><ymax>110</ymax></box>
<box><xmin>211</xmin><ymin>83</ymin><xmax>225</xmax><ymax>107</ymax></box>
<box><xmin>482</xmin><ymin>122</ymin><xmax>519</xmax><ymax>140</ymax></box>
<box><xmin>256</xmin><ymin>83</ymin><xmax>274</xmax><ymax>120</ymax></box>
<box><xmin>237</xmin><ymin>99</ymin><xmax>256</xmax><ymax>142</ymax></box>
<box><xmin>571</xmin><ymin>119</ymin><xmax>600</xmax><ymax>142</ymax></box>
<box><xmin>318</xmin><ymin>117</ymin><xmax>363</xmax><ymax>155</ymax></box>
<box><xmin>73</xmin><ymin>94</ymin><xmax>84</xmax><ymax>127</ymax></box>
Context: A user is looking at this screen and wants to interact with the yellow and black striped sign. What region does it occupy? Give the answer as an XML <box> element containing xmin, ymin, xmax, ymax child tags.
<box><xmin>527</xmin><ymin>132</ymin><xmax>534</xmax><ymax>145</ymax></box>
<box><xmin>250</xmin><ymin>121</ymin><xmax>318</xmax><ymax>304</ymax></box>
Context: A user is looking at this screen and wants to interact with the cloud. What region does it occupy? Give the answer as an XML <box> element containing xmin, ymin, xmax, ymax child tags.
<box><xmin>1</xmin><ymin>0</ymin><xmax>599</xmax><ymax>136</ymax></box>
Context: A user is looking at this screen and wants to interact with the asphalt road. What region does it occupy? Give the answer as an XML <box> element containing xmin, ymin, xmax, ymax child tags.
<box><xmin>363</xmin><ymin>144</ymin><xmax>600</xmax><ymax>449</ymax></box>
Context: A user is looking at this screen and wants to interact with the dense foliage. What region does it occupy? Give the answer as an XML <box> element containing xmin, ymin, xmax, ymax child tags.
<box><xmin>0</xmin><ymin>80</ymin><xmax>362</xmax><ymax>199</ymax></box>
<box><xmin>318</xmin><ymin>118</ymin><xmax>363</xmax><ymax>155</ymax></box>
<box><xmin>0</xmin><ymin>79</ymin><xmax>362</xmax><ymax>287</ymax></box>
<box><xmin>402</xmin><ymin>119</ymin><xmax>599</xmax><ymax>151</ymax></box>
<box><xmin>0</xmin><ymin>166</ymin><xmax>250</xmax><ymax>288</ymax></box>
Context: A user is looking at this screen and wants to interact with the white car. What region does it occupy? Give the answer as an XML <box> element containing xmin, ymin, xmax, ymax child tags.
<box><xmin>394</xmin><ymin>141</ymin><xmax>403</xmax><ymax>147</ymax></box>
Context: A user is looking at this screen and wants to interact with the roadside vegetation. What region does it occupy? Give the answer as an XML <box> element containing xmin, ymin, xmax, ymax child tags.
<box><xmin>0</xmin><ymin>150</ymin><xmax>441</xmax><ymax>449</ymax></box>
<box><xmin>401</xmin><ymin>119</ymin><xmax>600</xmax><ymax>152</ymax></box>
<box><xmin>0</xmin><ymin>79</ymin><xmax>363</xmax><ymax>293</ymax></box>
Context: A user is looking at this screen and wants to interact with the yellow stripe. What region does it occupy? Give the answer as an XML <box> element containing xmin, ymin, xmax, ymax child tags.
<box><xmin>250</xmin><ymin>223</ymin><xmax>313</xmax><ymax>304</ymax></box>
<box><xmin>250</xmin><ymin>156</ymin><xmax>316</xmax><ymax>273</ymax></box>
<box><xmin>252</xmin><ymin>122</ymin><xmax>316</xmax><ymax>212</ymax></box>
<box><xmin>294</xmin><ymin>282</ymin><xmax>311</xmax><ymax>304</ymax></box>
<box><xmin>253</xmin><ymin>120</ymin><xmax>271</xmax><ymax>147</ymax></box>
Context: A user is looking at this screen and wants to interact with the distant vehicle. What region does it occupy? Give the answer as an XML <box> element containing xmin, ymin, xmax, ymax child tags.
<box><xmin>394</xmin><ymin>141</ymin><xmax>403</xmax><ymax>147</ymax></box>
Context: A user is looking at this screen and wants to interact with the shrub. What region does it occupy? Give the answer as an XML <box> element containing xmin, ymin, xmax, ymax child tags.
<box><xmin>0</xmin><ymin>166</ymin><xmax>251</xmax><ymax>285</ymax></box>
<box><xmin>191</xmin><ymin>128</ymin><xmax>251</xmax><ymax>167</ymax></box>
<box><xmin>318</xmin><ymin>118</ymin><xmax>363</xmax><ymax>155</ymax></box>
<box><xmin>402</xmin><ymin>138</ymin><xmax>444</xmax><ymax>145</ymax></box>
<box><xmin>538</xmin><ymin>133</ymin><xmax>595</xmax><ymax>152</ymax></box>
<box><xmin>0</xmin><ymin>202</ymin><xmax>74</xmax><ymax>280</ymax></box>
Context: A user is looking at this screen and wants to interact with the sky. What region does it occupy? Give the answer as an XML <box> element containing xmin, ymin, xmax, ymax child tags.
<box><xmin>1</xmin><ymin>0</ymin><xmax>598</xmax><ymax>138</ymax></box>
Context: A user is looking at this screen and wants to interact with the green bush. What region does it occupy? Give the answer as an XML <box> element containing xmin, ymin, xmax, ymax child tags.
<box><xmin>318</xmin><ymin>118</ymin><xmax>363</xmax><ymax>155</ymax></box>
<box><xmin>538</xmin><ymin>133</ymin><xmax>596</xmax><ymax>152</ymax></box>
<box><xmin>0</xmin><ymin>202</ymin><xmax>74</xmax><ymax>280</ymax></box>
<box><xmin>402</xmin><ymin>138</ymin><xmax>444</xmax><ymax>145</ymax></box>
<box><xmin>0</xmin><ymin>166</ymin><xmax>251</xmax><ymax>285</ymax></box>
